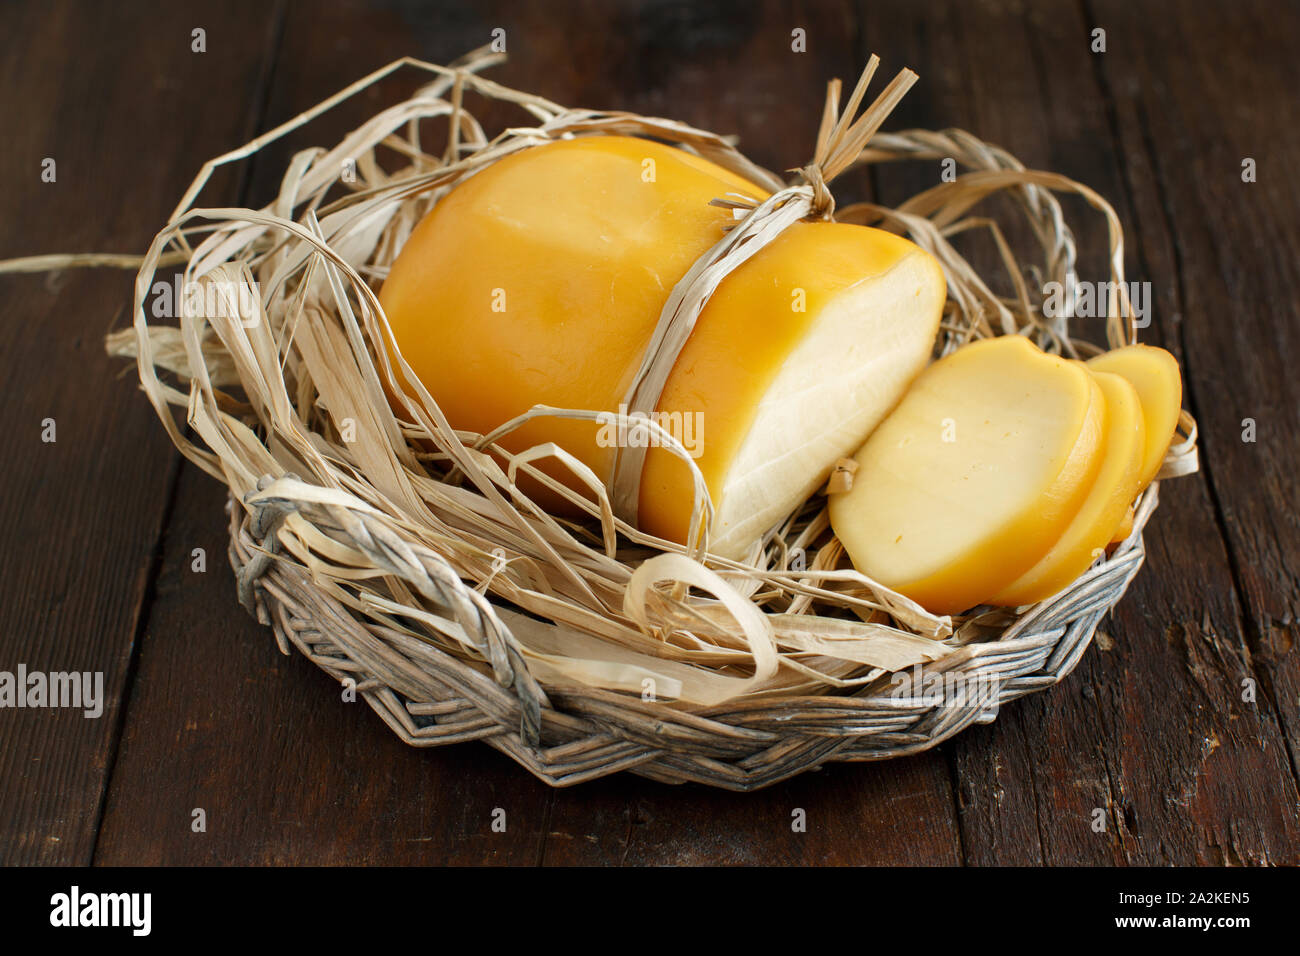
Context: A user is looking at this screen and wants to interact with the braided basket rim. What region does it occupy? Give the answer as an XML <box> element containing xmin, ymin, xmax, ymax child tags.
<box><xmin>228</xmin><ymin>485</ymin><xmax>1155</xmax><ymax>790</ymax></box>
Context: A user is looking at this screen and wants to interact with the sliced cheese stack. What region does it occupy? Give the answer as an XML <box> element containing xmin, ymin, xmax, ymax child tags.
<box><xmin>380</xmin><ymin>135</ymin><xmax>947</xmax><ymax>559</ymax></box>
<box><xmin>1092</xmin><ymin>345</ymin><xmax>1183</xmax><ymax>545</ymax></box>
<box><xmin>829</xmin><ymin>336</ymin><xmax>1106</xmax><ymax>614</ymax></box>
<box><xmin>990</xmin><ymin>369</ymin><xmax>1144</xmax><ymax>606</ymax></box>
<box><xmin>1087</xmin><ymin>345</ymin><xmax>1183</xmax><ymax>489</ymax></box>
<box><xmin>829</xmin><ymin>336</ymin><xmax>1185</xmax><ymax>614</ymax></box>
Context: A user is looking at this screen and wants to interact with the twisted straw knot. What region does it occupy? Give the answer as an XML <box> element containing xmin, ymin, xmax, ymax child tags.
<box><xmin>247</xmin><ymin>473</ymin><xmax>298</xmax><ymax>539</ymax></box>
<box><xmin>800</xmin><ymin>163</ymin><xmax>836</xmax><ymax>220</ymax></box>
<box><xmin>235</xmin><ymin>473</ymin><xmax>300</xmax><ymax>622</ymax></box>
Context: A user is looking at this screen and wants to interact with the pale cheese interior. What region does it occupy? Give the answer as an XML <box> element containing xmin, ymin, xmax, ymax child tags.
<box><xmin>709</xmin><ymin>251</ymin><xmax>945</xmax><ymax>559</ymax></box>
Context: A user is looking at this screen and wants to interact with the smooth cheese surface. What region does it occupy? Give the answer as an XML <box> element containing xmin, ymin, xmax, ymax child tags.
<box><xmin>1086</xmin><ymin>345</ymin><xmax>1182</xmax><ymax>489</ymax></box>
<box><xmin>829</xmin><ymin>335</ymin><xmax>1105</xmax><ymax>615</ymax></box>
<box><xmin>379</xmin><ymin>135</ymin><xmax>765</xmax><ymax>504</ymax></box>
<box><xmin>380</xmin><ymin>135</ymin><xmax>946</xmax><ymax>558</ymax></box>
<box><xmin>992</xmin><ymin>368</ymin><xmax>1145</xmax><ymax>606</ymax></box>
<box><xmin>645</xmin><ymin>222</ymin><xmax>945</xmax><ymax>553</ymax></box>
<box><xmin>1110</xmin><ymin>502</ymin><xmax>1136</xmax><ymax>543</ymax></box>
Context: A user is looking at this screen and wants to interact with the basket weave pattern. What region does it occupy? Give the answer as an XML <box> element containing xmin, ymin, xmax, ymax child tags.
<box><xmin>228</xmin><ymin>482</ymin><xmax>1156</xmax><ymax>789</ymax></box>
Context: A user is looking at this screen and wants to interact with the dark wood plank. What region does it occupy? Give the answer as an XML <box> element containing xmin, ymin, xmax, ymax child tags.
<box><xmin>544</xmin><ymin>754</ymin><xmax>962</xmax><ymax>865</ymax></box>
<box><xmin>1087</xmin><ymin>0</ymin><xmax>1300</xmax><ymax>843</ymax></box>
<box><xmin>861</xmin><ymin>0</ymin><xmax>1300</xmax><ymax>864</ymax></box>
<box><xmin>0</xmin><ymin>0</ymin><xmax>278</xmax><ymax>865</ymax></box>
<box><xmin>859</xmin><ymin>0</ymin><xmax>1102</xmax><ymax>865</ymax></box>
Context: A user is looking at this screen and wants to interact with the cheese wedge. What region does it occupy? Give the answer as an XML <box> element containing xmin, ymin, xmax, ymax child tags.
<box><xmin>1086</xmin><ymin>345</ymin><xmax>1182</xmax><ymax>489</ymax></box>
<box><xmin>379</xmin><ymin>135</ymin><xmax>947</xmax><ymax>559</ymax></box>
<box><xmin>991</xmin><ymin>368</ymin><xmax>1145</xmax><ymax>606</ymax></box>
<box><xmin>651</xmin><ymin>221</ymin><xmax>947</xmax><ymax>556</ymax></box>
<box><xmin>829</xmin><ymin>336</ymin><xmax>1105</xmax><ymax>615</ymax></box>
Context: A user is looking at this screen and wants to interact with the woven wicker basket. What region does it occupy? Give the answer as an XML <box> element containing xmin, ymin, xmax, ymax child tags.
<box><xmin>227</xmin><ymin>485</ymin><xmax>1157</xmax><ymax>788</ymax></box>
<box><xmin>112</xmin><ymin>53</ymin><xmax>1197</xmax><ymax>790</ymax></box>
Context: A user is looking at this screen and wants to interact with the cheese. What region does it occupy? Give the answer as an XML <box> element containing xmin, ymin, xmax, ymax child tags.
<box><xmin>828</xmin><ymin>336</ymin><xmax>1105</xmax><ymax>615</ymax></box>
<box><xmin>991</xmin><ymin>368</ymin><xmax>1145</xmax><ymax>606</ymax></box>
<box><xmin>1110</xmin><ymin>502</ymin><xmax>1136</xmax><ymax>543</ymax></box>
<box><xmin>1086</xmin><ymin>344</ymin><xmax>1182</xmax><ymax>489</ymax></box>
<box><xmin>647</xmin><ymin>221</ymin><xmax>947</xmax><ymax>556</ymax></box>
<box><xmin>379</xmin><ymin>135</ymin><xmax>946</xmax><ymax>558</ymax></box>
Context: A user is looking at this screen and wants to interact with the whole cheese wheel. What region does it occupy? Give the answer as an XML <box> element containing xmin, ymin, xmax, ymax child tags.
<box><xmin>380</xmin><ymin>135</ymin><xmax>946</xmax><ymax>558</ymax></box>
<box><xmin>1086</xmin><ymin>344</ymin><xmax>1182</xmax><ymax>489</ymax></box>
<box><xmin>828</xmin><ymin>336</ymin><xmax>1106</xmax><ymax>615</ymax></box>
<box><xmin>991</xmin><ymin>368</ymin><xmax>1145</xmax><ymax>606</ymax></box>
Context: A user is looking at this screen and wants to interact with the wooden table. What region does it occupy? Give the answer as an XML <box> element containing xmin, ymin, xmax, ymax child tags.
<box><xmin>2</xmin><ymin>0</ymin><xmax>1296</xmax><ymax>866</ymax></box>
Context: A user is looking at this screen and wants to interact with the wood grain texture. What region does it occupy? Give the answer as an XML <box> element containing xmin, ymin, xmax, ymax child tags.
<box><xmin>1087</xmin><ymin>0</ymin><xmax>1300</xmax><ymax>861</ymax></box>
<box><xmin>861</xmin><ymin>0</ymin><xmax>1133</xmax><ymax>865</ymax></box>
<box><xmin>0</xmin><ymin>0</ymin><xmax>277</xmax><ymax>865</ymax></box>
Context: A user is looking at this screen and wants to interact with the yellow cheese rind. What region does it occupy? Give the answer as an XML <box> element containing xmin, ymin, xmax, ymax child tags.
<box><xmin>1086</xmin><ymin>345</ymin><xmax>1182</xmax><ymax>489</ymax></box>
<box><xmin>379</xmin><ymin>135</ymin><xmax>762</xmax><ymax>513</ymax></box>
<box><xmin>829</xmin><ymin>336</ymin><xmax>1105</xmax><ymax>615</ymax></box>
<box><xmin>643</xmin><ymin>223</ymin><xmax>946</xmax><ymax>553</ymax></box>
<box><xmin>991</xmin><ymin>369</ymin><xmax>1145</xmax><ymax>606</ymax></box>
<box><xmin>380</xmin><ymin>135</ymin><xmax>946</xmax><ymax>558</ymax></box>
<box><xmin>1110</xmin><ymin>502</ymin><xmax>1136</xmax><ymax>544</ymax></box>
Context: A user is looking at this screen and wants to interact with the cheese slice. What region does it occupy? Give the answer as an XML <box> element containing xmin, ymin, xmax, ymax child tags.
<box><xmin>1086</xmin><ymin>344</ymin><xmax>1182</xmax><ymax>489</ymax></box>
<box><xmin>379</xmin><ymin>135</ymin><xmax>946</xmax><ymax>559</ymax></box>
<box><xmin>991</xmin><ymin>368</ymin><xmax>1145</xmax><ymax>606</ymax></box>
<box><xmin>829</xmin><ymin>336</ymin><xmax>1105</xmax><ymax>615</ymax></box>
